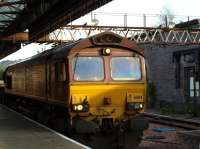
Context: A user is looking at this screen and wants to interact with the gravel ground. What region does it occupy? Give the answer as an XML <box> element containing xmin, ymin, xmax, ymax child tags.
<box><xmin>136</xmin><ymin>123</ymin><xmax>190</xmax><ymax>149</ymax></box>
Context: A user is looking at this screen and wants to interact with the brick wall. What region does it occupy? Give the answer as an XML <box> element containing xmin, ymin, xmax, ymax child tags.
<box><xmin>140</xmin><ymin>44</ymin><xmax>200</xmax><ymax>106</ymax></box>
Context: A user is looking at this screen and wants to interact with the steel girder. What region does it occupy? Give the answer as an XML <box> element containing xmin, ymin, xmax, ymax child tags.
<box><xmin>1</xmin><ymin>0</ymin><xmax>112</xmax><ymax>40</ymax></box>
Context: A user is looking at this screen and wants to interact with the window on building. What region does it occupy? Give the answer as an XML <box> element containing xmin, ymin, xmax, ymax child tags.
<box><xmin>189</xmin><ymin>77</ymin><xmax>195</xmax><ymax>97</ymax></box>
<box><xmin>195</xmin><ymin>81</ymin><xmax>199</xmax><ymax>97</ymax></box>
<box><xmin>184</xmin><ymin>53</ymin><xmax>195</xmax><ymax>63</ymax></box>
<box><xmin>189</xmin><ymin>77</ymin><xmax>200</xmax><ymax>97</ymax></box>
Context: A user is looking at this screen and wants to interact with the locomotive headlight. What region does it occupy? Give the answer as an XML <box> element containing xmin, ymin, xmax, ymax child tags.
<box><xmin>126</xmin><ymin>102</ymin><xmax>144</xmax><ymax>111</ymax></box>
<box><xmin>73</xmin><ymin>104</ymin><xmax>88</xmax><ymax>112</ymax></box>
<box><xmin>139</xmin><ymin>103</ymin><xmax>143</xmax><ymax>109</ymax></box>
<box><xmin>105</xmin><ymin>48</ymin><xmax>110</xmax><ymax>54</ymax></box>
<box><xmin>102</xmin><ymin>48</ymin><xmax>111</xmax><ymax>55</ymax></box>
<box><xmin>74</xmin><ymin>105</ymin><xmax>83</xmax><ymax>111</ymax></box>
<box><xmin>71</xmin><ymin>95</ymin><xmax>89</xmax><ymax>112</ymax></box>
<box><xmin>71</xmin><ymin>99</ymin><xmax>89</xmax><ymax>112</ymax></box>
<box><xmin>77</xmin><ymin>105</ymin><xmax>83</xmax><ymax>111</ymax></box>
<box><xmin>126</xmin><ymin>92</ymin><xmax>144</xmax><ymax>111</ymax></box>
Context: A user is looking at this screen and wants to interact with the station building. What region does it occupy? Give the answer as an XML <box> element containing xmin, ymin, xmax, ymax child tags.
<box><xmin>141</xmin><ymin>20</ymin><xmax>200</xmax><ymax>113</ymax></box>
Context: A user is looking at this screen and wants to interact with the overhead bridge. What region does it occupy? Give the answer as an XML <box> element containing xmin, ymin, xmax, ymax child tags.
<box><xmin>50</xmin><ymin>25</ymin><xmax>200</xmax><ymax>44</ymax></box>
<box><xmin>3</xmin><ymin>25</ymin><xmax>200</xmax><ymax>44</ymax></box>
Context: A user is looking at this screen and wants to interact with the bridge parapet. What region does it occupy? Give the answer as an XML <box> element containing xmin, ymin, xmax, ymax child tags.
<box><xmin>2</xmin><ymin>25</ymin><xmax>200</xmax><ymax>44</ymax></box>
<box><xmin>49</xmin><ymin>25</ymin><xmax>200</xmax><ymax>44</ymax></box>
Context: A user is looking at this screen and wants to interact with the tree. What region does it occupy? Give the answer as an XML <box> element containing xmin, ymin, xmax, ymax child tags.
<box><xmin>0</xmin><ymin>60</ymin><xmax>15</xmax><ymax>80</ymax></box>
<box><xmin>159</xmin><ymin>7</ymin><xmax>175</xmax><ymax>28</ymax></box>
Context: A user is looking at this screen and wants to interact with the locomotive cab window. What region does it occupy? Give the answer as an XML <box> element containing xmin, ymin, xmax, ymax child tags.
<box><xmin>73</xmin><ymin>57</ymin><xmax>104</xmax><ymax>81</ymax></box>
<box><xmin>111</xmin><ymin>57</ymin><xmax>141</xmax><ymax>80</ymax></box>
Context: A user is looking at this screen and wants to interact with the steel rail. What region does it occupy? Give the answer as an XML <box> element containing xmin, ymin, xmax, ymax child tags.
<box><xmin>144</xmin><ymin>112</ymin><xmax>200</xmax><ymax>130</ymax></box>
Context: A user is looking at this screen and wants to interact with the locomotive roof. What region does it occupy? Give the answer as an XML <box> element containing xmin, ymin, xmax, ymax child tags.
<box><xmin>7</xmin><ymin>41</ymin><xmax>79</xmax><ymax>67</ymax></box>
<box><xmin>7</xmin><ymin>32</ymin><xmax>144</xmax><ymax>68</ymax></box>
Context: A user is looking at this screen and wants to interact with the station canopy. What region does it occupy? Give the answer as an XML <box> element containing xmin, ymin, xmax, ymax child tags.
<box><xmin>0</xmin><ymin>0</ymin><xmax>25</xmax><ymax>33</ymax></box>
<box><xmin>0</xmin><ymin>0</ymin><xmax>112</xmax><ymax>59</ymax></box>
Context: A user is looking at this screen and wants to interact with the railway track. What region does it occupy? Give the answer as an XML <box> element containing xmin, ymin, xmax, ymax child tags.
<box><xmin>144</xmin><ymin>112</ymin><xmax>200</xmax><ymax>130</ymax></box>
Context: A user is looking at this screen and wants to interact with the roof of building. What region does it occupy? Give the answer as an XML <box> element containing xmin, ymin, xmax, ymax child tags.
<box><xmin>175</xmin><ymin>19</ymin><xmax>200</xmax><ymax>28</ymax></box>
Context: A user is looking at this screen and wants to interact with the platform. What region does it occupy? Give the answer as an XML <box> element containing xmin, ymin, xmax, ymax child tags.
<box><xmin>0</xmin><ymin>104</ymin><xmax>90</xmax><ymax>149</ymax></box>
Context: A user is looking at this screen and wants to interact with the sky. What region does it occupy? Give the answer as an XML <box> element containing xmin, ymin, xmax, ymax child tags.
<box><xmin>1</xmin><ymin>0</ymin><xmax>200</xmax><ymax>61</ymax></box>
<box><xmin>94</xmin><ymin>0</ymin><xmax>200</xmax><ymax>16</ymax></box>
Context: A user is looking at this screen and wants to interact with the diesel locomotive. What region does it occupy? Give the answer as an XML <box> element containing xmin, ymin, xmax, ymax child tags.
<box><xmin>4</xmin><ymin>32</ymin><xmax>148</xmax><ymax>148</ymax></box>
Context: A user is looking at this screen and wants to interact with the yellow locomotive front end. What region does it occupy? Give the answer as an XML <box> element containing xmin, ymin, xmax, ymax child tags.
<box><xmin>67</xmin><ymin>33</ymin><xmax>148</xmax><ymax>148</ymax></box>
<box><xmin>69</xmin><ymin>54</ymin><xmax>147</xmax><ymax>121</ymax></box>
